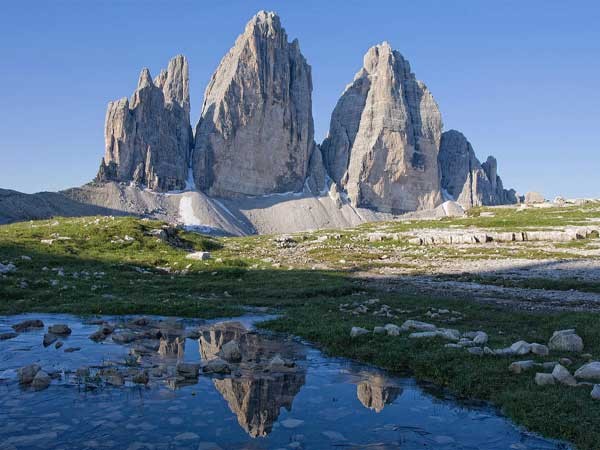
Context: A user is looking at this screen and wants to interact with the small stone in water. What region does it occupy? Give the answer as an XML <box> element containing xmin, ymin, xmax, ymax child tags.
<box><xmin>48</xmin><ymin>324</ymin><xmax>71</xmax><ymax>335</ymax></box>
<box><xmin>32</xmin><ymin>370</ymin><xmax>51</xmax><ymax>391</ymax></box>
<box><xmin>0</xmin><ymin>332</ymin><xmax>18</xmax><ymax>340</ymax></box>
<box><xmin>12</xmin><ymin>319</ymin><xmax>44</xmax><ymax>332</ymax></box>
<box><xmin>535</xmin><ymin>373</ymin><xmax>555</xmax><ymax>386</ymax></box>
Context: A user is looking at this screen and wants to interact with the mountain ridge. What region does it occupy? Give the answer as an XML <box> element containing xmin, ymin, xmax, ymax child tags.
<box><xmin>0</xmin><ymin>10</ymin><xmax>517</xmax><ymax>233</ymax></box>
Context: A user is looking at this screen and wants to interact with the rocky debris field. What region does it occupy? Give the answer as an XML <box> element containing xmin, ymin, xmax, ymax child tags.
<box><xmin>345</xmin><ymin>301</ymin><xmax>599</xmax><ymax>401</ymax></box>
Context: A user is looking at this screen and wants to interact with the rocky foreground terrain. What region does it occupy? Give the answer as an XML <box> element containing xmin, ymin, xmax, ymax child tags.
<box><xmin>1</xmin><ymin>200</ymin><xmax>600</xmax><ymax>448</ymax></box>
<box><xmin>2</xmin><ymin>10</ymin><xmax>519</xmax><ymax>232</ymax></box>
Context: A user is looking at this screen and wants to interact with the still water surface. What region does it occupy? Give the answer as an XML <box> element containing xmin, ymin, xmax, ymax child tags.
<box><xmin>0</xmin><ymin>313</ymin><xmax>570</xmax><ymax>449</ymax></box>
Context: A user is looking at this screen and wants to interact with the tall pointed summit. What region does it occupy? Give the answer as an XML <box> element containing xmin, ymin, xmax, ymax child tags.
<box><xmin>192</xmin><ymin>11</ymin><xmax>317</xmax><ymax>197</ymax></box>
<box><xmin>321</xmin><ymin>43</ymin><xmax>443</xmax><ymax>213</ymax></box>
<box><xmin>97</xmin><ymin>55</ymin><xmax>192</xmax><ymax>192</ymax></box>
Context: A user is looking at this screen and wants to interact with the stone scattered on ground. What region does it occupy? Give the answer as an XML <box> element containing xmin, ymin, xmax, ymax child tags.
<box><xmin>400</xmin><ymin>320</ymin><xmax>437</xmax><ymax>332</ymax></box>
<box><xmin>473</xmin><ymin>331</ymin><xmax>488</xmax><ymax>345</ymax></box>
<box><xmin>552</xmin><ymin>364</ymin><xmax>577</xmax><ymax>386</ymax></box>
<box><xmin>48</xmin><ymin>324</ymin><xmax>71</xmax><ymax>335</ymax></box>
<box><xmin>535</xmin><ymin>373</ymin><xmax>555</xmax><ymax>386</ymax></box>
<box><xmin>55</xmin><ymin>341</ymin><xmax>63</xmax><ymax>349</ymax></box>
<box><xmin>12</xmin><ymin>319</ymin><xmax>44</xmax><ymax>332</ymax></box>
<box><xmin>530</xmin><ymin>343</ymin><xmax>550</xmax><ymax>356</ymax></box>
<box><xmin>509</xmin><ymin>360</ymin><xmax>536</xmax><ymax>374</ymax></box>
<box><xmin>185</xmin><ymin>251</ymin><xmax>211</xmax><ymax>261</ymax></box>
<box><xmin>574</xmin><ymin>362</ymin><xmax>600</xmax><ymax>381</ymax></box>
<box><xmin>373</xmin><ymin>326</ymin><xmax>386</xmax><ymax>334</ymax></box>
<box><xmin>384</xmin><ymin>324</ymin><xmax>401</xmax><ymax>336</ymax></box>
<box><xmin>592</xmin><ymin>385</ymin><xmax>600</xmax><ymax>400</ymax></box>
<box><xmin>0</xmin><ymin>262</ymin><xmax>16</xmax><ymax>274</ymax></box>
<box><xmin>548</xmin><ymin>329</ymin><xmax>584</xmax><ymax>353</ymax></box>
<box><xmin>350</xmin><ymin>327</ymin><xmax>369</xmax><ymax>337</ymax></box>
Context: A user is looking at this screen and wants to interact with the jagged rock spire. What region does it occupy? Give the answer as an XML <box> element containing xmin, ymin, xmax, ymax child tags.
<box><xmin>192</xmin><ymin>11</ymin><xmax>317</xmax><ymax>197</ymax></box>
<box><xmin>438</xmin><ymin>130</ymin><xmax>517</xmax><ymax>207</ymax></box>
<box><xmin>321</xmin><ymin>42</ymin><xmax>443</xmax><ymax>213</ymax></box>
<box><xmin>96</xmin><ymin>55</ymin><xmax>192</xmax><ymax>192</ymax></box>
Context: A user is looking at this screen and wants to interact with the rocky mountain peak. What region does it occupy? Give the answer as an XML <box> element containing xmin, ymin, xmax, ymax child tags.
<box><xmin>96</xmin><ymin>55</ymin><xmax>192</xmax><ymax>192</ymax></box>
<box><xmin>438</xmin><ymin>130</ymin><xmax>517</xmax><ymax>207</ymax></box>
<box><xmin>137</xmin><ymin>68</ymin><xmax>153</xmax><ymax>90</ymax></box>
<box><xmin>322</xmin><ymin>43</ymin><xmax>443</xmax><ymax>213</ymax></box>
<box><xmin>154</xmin><ymin>55</ymin><xmax>190</xmax><ymax>114</ymax></box>
<box><xmin>192</xmin><ymin>10</ymin><xmax>317</xmax><ymax>197</ymax></box>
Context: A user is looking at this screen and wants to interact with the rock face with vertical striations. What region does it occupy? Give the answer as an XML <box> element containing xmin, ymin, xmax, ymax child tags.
<box><xmin>193</xmin><ymin>11</ymin><xmax>316</xmax><ymax>197</ymax></box>
<box><xmin>321</xmin><ymin>42</ymin><xmax>443</xmax><ymax>213</ymax></box>
<box><xmin>96</xmin><ymin>55</ymin><xmax>193</xmax><ymax>192</ymax></box>
<box><xmin>438</xmin><ymin>130</ymin><xmax>517</xmax><ymax>208</ymax></box>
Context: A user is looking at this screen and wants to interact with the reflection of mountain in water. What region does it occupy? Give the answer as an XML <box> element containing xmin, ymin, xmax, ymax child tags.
<box><xmin>357</xmin><ymin>375</ymin><xmax>402</xmax><ymax>413</ymax></box>
<box><xmin>199</xmin><ymin>322</ymin><xmax>306</xmax><ymax>437</ymax></box>
<box><xmin>159</xmin><ymin>335</ymin><xmax>185</xmax><ymax>359</ymax></box>
<box><xmin>214</xmin><ymin>372</ymin><xmax>304</xmax><ymax>437</ymax></box>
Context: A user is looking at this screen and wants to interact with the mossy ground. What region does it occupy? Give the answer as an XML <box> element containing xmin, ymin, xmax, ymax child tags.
<box><xmin>1</xmin><ymin>209</ymin><xmax>600</xmax><ymax>449</ymax></box>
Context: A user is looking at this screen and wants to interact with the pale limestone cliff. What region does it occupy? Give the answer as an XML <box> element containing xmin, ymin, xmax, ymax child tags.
<box><xmin>438</xmin><ymin>130</ymin><xmax>517</xmax><ymax>207</ymax></box>
<box><xmin>321</xmin><ymin>42</ymin><xmax>443</xmax><ymax>213</ymax></box>
<box><xmin>97</xmin><ymin>55</ymin><xmax>192</xmax><ymax>192</ymax></box>
<box><xmin>193</xmin><ymin>11</ymin><xmax>316</xmax><ymax>197</ymax></box>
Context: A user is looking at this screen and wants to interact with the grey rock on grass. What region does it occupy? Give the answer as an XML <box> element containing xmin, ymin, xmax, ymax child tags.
<box><xmin>574</xmin><ymin>362</ymin><xmax>600</xmax><ymax>381</ymax></box>
<box><xmin>552</xmin><ymin>364</ymin><xmax>577</xmax><ymax>386</ymax></box>
<box><xmin>350</xmin><ymin>327</ymin><xmax>370</xmax><ymax>337</ymax></box>
<box><xmin>548</xmin><ymin>329</ymin><xmax>584</xmax><ymax>353</ymax></box>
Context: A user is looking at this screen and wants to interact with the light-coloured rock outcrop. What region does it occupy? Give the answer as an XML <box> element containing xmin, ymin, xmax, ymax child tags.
<box><xmin>438</xmin><ymin>130</ymin><xmax>518</xmax><ymax>208</ymax></box>
<box><xmin>321</xmin><ymin>42</ymin><xmax>443</xmax><ymax>213</ymax></box>
<box><xmin>97</xmin><ymin>55</ymin><xmax>192</xmax><ymax>192</ymax></box>
<box><xmin>525</xmin><ymin>191</ymin><xmax>545</xmax><ymax>204</ymax></box>
<box><xmin>193</xmin><ymin>11</ymin><xmax>316</xmax><ymax>197</ymax></box>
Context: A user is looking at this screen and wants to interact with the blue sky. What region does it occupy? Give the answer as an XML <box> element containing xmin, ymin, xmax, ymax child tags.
<box><xmin>1</xmin><ymin>0</ymin><xmax>598</xmax><ymax>198</ymax></box>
